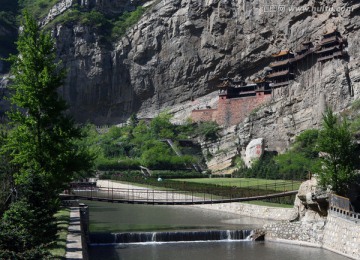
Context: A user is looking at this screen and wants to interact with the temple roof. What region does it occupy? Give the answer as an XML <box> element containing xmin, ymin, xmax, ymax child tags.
<box><xmin>272</xmin><ymin>50</ymin><xmax>290</xmax><ymax>57</ymax></box>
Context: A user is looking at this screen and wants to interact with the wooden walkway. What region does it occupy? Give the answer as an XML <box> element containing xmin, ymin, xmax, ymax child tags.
<box><xmin>72</xmin><ymin>187</ymin><xmax>297</xmax><ymax>205</ymax></box>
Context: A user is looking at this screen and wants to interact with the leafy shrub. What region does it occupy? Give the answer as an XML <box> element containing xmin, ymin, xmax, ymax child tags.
<box><xmin>111</xmin><ymin>7</ymin><xmax>146</xmax><ymax>39</ymax></box>
<box><xmin>96</xmin><ymin>157</ymin><xmax>141</xmax><ymax>171</ymax></box>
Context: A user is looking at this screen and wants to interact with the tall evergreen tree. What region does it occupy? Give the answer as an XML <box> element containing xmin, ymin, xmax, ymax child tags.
<box><xmin>0</xmin><ymin>11</ymin><xmax>93</xmax><ymax>255</ymax></box>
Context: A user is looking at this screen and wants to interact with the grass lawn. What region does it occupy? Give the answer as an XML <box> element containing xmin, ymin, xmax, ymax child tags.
<box><xmin>49</xmin><ymin>207</ymin><xmax>70</xmax><ymax>259</ymax></box>
<box><xmin>244</xmin><ymin>200</ymin><xmax>294</xmax><ymax>208</ymax></box>
<box><xmin>170</xmin><ymin>178</ymin><xmax>302</xmax><ymax>191</ymax></box>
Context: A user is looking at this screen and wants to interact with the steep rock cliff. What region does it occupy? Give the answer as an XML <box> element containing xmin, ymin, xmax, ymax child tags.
<box><xmin>4</xmin><ymin>0</ymin><xmax>359</xmax><ymax>170</ymax></box>
<box><xmin>53</xmin><ymin>0</ymin><xmax>360</xmax><ymax>126</ymax></box>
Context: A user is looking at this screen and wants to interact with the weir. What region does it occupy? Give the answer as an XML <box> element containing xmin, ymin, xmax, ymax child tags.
<box><xmin>90</xmin><ymin>230</ymin><xmax>253</xmax><ymax>244</ymax></box>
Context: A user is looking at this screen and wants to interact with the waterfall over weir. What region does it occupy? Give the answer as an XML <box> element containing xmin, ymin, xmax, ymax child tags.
<box><xmin>90</xmin><ymin>230</ymin><xmax>253</xmax><ymax>244</ymax></box>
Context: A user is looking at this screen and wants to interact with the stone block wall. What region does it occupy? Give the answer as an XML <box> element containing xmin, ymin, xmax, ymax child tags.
<box><xmin>196</xmin><ymin>202</ymin><xmax>296</xmax><ymax>221</ymax></box>
<box><xmin>191</xmin><ymin>109</ymin><xmax>217</xmax><ymax>123</ymax></box>
<box><xmin>322</xmin><ymin>213</ymin><xmax>360</xmax><ymax>259</ymax></box>
<box><xmin>191</xmin><ymin>93</ymin><xmax>271</xmax><ymax>126</ymax></box>
<box><xmin>265</xmin><ymin>220</ymin><xmax>325</xmax><ymax>246</ymax></box>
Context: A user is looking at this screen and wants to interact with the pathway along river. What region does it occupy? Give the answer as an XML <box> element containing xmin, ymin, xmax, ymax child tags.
<box><xmin>85</xmin><ymin>201</ymin><xmax>350</xmax><ymax>260</ymax></box>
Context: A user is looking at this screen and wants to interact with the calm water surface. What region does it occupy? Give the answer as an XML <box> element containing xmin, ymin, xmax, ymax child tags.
<box><xmin>88</xmin><ymin>241</ymin><xmax>349</xmax><ymax>260</ymax></box>
<box><xmin>85</xmin><ymin>200</ymin><xmax>266</xmax><ymax>232</ymax></box>
<box><xmin>84</xmin><ymin>201</ymin><xmax>350</xmax><ymax>260</ymax></box>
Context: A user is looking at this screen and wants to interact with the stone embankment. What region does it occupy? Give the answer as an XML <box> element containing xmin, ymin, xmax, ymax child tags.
<box><xmin>265</xmin><ymin>178</ymin><xmax>360</xmax><ymax>260</ymax></box>
<box><xmin>265</xmin><ymin>212</ymin><xmax>360</xmax><ymax>260</ymax></box>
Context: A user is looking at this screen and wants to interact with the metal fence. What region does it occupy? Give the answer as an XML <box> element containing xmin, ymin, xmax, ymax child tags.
<box><xmin>329</xmin><ymin>194</ymin><xmax>360</xmax><ymax>221</ymax></box>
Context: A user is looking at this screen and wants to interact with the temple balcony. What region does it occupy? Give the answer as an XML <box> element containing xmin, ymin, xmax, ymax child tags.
<box><xmin>267</xmin><ymin>70</ymin><xmax>291</xmax><ymax>79</ymax></box>
<box><xmin>320</xmin><ymin>36</ymin><xmax>345</xmax><ymax>46</ymax></box>
<box><xmin>315</xmin><ymin>45</ymin><xmax>341</xmax><ymax>54</ymax></box>
<box><xmin>269</xmin><ymin>60</ymin><xmax>290</xmax><ymax>68</ymax></box>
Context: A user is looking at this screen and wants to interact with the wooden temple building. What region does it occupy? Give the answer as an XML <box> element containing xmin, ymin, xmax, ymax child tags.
<box><xmin>191</xmin><ymin>30</ymin><xmax>347</xmax><ymax>126</ymax></box>
<box><xmin>316</xmin><ymin>30</ymin><xmax>346</xmax><ymax>62</ymax></box>
<box><xmin>267</xmin><ymin>50</ymin><xmax>295</xmax><ymax>88</ymax></box>
<box><xmin>218</xmin><ymin>78</ymin><xmax>271</xmax><ymax>99</ymax></box>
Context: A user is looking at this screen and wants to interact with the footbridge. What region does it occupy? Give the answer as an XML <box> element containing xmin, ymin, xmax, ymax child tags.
<box><xmin>70</xmin><ymin>187</ymin><xmax>298</xmax><ymax>205</ymax></box>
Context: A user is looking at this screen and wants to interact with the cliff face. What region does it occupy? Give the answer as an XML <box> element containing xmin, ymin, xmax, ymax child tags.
<box><xmin>53</xmin><ymin>0</ymin><xmax>360</xmax><ymax>125</ymax></box>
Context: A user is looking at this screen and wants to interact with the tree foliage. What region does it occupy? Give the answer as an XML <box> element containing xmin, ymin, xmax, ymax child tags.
<box><xmin>317</xmin><ymin>109</ymin><xmax>357</xmax><ymax>196</ymax></box>
<box><xmin>234</xmin><ymin>129</ymin><xmax>321</xmax><ymax>180</ymax></box>
<box><xmin>0</xmin><ymin>12</ymin><xmax>93</xmax><ymax>254</ymax></box>
<box><xmin>4</xmin><ymin>11</ymin><xmax>93</xmax><ymax>191</ymax></box>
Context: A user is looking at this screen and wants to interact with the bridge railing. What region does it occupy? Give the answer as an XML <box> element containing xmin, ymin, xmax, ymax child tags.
<box><xmin>71</xmin><ymin>186</ymin><xmax>298</xmax><ymax>205</ymax></box>
<box><xmin>329</xmin><ymin>194</ymin><xmax>360</xmax><ymax>221</ymax></box>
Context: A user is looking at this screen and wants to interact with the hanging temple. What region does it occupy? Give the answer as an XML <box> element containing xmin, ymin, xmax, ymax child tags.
<box><xmin>191</xmin><ymin>30</ymin><xmax>347</xmax><ymax>126</ymax></box>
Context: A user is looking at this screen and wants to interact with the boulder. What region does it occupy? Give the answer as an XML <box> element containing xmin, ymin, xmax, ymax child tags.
<box><xmin>244</xmin><ymin>138</ymin><xmax>264</xmax><ymax>167</ymax></box>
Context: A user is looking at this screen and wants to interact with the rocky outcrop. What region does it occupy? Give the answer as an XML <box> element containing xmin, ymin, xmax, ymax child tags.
<box><xmin>265</xmin><ymin>178</ymin><xmax>328</xmax><ymax>247</ymax></box>
<box><xmin>41</xmin><ymin>0</ymin><xmax>74</xmax><ymax>26</ymax></box>
<box><xmin>293</xmin><ymin>177</ymin><xmax>329</xmax><ymax>221</ymax></box>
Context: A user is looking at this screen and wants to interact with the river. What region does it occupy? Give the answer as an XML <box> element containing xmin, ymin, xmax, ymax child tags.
<box><xmin>84</xmin><ymin>200</ymin><xmax>350</xmax><ymax>260</ymax></box>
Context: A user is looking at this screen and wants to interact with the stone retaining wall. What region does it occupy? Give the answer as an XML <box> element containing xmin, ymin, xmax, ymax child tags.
<box><xmin>322</xmin><ymin>213</ymin><xmax>360</xmax><ymax>259</ymax></box>
<box><xmin>265</xmin><ymin>220</ymin><xmax>325</xmax><ymax>246</ymax></box>
<box><xmin>265</xmin><ymin>211</ymin><xmax>360</xmax><ymax>260</ymax></box>
<box><xmin>195</xmin><ymin>203</ymin><xmax>296</xmax><ymax>221</ymax></box>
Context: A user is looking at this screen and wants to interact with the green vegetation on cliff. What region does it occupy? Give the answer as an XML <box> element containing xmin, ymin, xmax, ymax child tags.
<box><xmin>234</xmin><ymin>129</ymin><xmax>321</xmax><ymax>180</ymax></box>
<box><xmin>84</xmin><ymin>113</ymin><xmax>212</xmax><ymax>173</ymax></box>
<box><xmin>45</xmin><ymin>5</ymin><xmax>147</xmax><ymax>42</ymax></box>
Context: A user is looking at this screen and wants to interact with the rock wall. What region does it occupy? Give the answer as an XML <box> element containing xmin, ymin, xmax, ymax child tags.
<box><xmin>196</xmin><ymin>202</ymin><xmax>296</xmax><ymax>221</ymax></box>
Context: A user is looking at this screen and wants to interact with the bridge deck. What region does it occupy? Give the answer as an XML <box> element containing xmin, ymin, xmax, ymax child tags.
<box><xmin>72</xmin><ymin>188</ymin><xmax>297</xmax><ymax>205</ymax></box>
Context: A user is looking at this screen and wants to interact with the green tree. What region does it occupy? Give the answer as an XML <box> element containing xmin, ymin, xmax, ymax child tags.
<box><xmin>317</xmin><ymin>109</ymin><xmax>356</xmax><ymax>196</ymax></box>
<box><xmin>5</xmin><ymin>11</ymin><xmax>92</xmax><ymax>191</ymax></box>
<box><xmin>0</xmin><ymin>11</ymin><xmax>93</xmax><ymax>253</ymax></box>
<box><xmin>275</xmin><ymin>129</ymin><xmax>321</xmax><ymax>180</ymax></box>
